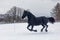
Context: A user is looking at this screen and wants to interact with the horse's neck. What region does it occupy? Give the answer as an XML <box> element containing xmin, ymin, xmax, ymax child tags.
<box><xmin>27</xmin><ymin>13</ymin><xmax>36</xmax><ymax>20</ymax></box>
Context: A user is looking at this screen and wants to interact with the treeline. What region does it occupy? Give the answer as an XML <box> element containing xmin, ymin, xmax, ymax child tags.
<box><xmin>0</xmin><ymin>2</ymin><xmax>60</xmax><ymax>23</ymax></box>
<box><xmin>0</xmin><ymin>6</ymin><xmax>28</xmax><ymax>23</ymax></box>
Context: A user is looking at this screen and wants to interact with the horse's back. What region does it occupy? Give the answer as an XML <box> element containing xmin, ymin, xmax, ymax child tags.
<box><xmin>36</xmin><ymin>16</ymin><xmax>48</xmax><ymax>25</ymax></box>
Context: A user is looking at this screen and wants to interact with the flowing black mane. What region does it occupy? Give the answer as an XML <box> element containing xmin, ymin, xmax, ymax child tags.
<box><xmin>24</xmin><ymin>10</ymin><xmax>36</xmax><ymax>19</ymax></box>
<box><xmin>22</xmin><ymin>10</ymin><xmax>55</xmax><ymax>32</ymax></box>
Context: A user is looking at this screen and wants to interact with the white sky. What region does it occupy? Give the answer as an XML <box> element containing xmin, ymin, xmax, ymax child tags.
<box><xmin>0</xmin><ymin>0</ymin><xmax>60</xmax><ymax>17</ymax></box>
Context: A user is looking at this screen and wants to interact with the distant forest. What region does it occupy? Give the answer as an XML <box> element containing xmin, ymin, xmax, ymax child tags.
<box><xmin>0</xmin><ymin>6</ymin><xmax>28</xmax><ymax>24</ymax></box>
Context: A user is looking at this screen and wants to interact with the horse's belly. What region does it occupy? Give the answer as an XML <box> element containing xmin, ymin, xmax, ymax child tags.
<box><xmin>28</xmin><ymin>21</ymin><xmax>41</xmax><ymax>25</ymax></box>
<box><xmin>28</xmin><ymin>19</ymin><xmax>43</xmax><ymax>25</ymax></box>
<box><xmin>32</xmin><ymin>21</ymin><xmax>42</xmax><ymax>25</ymax></box>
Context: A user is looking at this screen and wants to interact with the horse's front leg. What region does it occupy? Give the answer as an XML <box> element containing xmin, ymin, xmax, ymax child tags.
<box><xmin>31</xmin><ymin>25</ymin><xmax>37</xmax><ymax>32</ymax></box>
<box><xmin>27</xmin><ymin>24</ymin><xmax>32</xmax><ymax>31</ymax></box>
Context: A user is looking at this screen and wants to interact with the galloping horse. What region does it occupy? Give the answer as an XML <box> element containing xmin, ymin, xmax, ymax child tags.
<box><xmin>22</xmin><ymin>10</ymin><xmax>55</xmax><ymax>32</ymax></box>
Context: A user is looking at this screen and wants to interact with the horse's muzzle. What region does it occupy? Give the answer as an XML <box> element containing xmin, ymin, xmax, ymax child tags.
<box><xmin>22</xmin><ymin>16</ymin><xmax>24</xmax><ymax>19</ymax></box>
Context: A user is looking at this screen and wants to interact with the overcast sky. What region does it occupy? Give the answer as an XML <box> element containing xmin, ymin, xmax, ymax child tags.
<box><xmin>0</xmin><ymin>0</ymin><xmax>60</xmax><ymax>17</ymax></box>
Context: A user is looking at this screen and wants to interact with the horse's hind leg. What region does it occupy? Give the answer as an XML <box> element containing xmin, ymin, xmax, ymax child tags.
<box><xmin>45</xmin><ymin>25</ymin><xmax>48</xmax><ymax>32</ymax></box>
<box><xmin>41</xmin><ymin>24</ymin><xmax>45</xmax><ymax>32</ymax></box>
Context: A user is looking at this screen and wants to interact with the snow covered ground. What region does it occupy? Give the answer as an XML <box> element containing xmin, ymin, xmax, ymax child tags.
<box><xmin>0</xmin><ymin>22</ymin><xmax>60</xmax><ymax>40</ymax></box>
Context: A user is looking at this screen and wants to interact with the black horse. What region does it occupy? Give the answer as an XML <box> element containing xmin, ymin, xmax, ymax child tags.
<box><xmin>22</xmin><ymin>10</ymin><xmax>55</xmax><ymax>32</ymax></box>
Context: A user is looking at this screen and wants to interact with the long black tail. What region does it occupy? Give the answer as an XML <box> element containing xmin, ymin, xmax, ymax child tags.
<box><xmin>48</xmin><ymin>17</ymin><xmax>55</xmax><ymax>24</ymax></box>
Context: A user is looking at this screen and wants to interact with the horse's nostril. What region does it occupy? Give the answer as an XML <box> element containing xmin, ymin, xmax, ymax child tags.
<box><xmin>22</xmin><ymin>17</ymin><xmax>23</xmax><ymax>19</ymax></box>
<box><xmin>22</xmin><ymin>16</ymin><xmax>24</xmax><ymax>19</ymax></box>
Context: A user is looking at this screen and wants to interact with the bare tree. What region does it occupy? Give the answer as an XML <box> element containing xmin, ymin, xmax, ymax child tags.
<box><xmin>51</xmin><ymin>3</ymin><xmax>60</xmax><ymax>21</ymax></box>
<box><xmin>13</xmin><ymin>6</ymin><xmax>16</xmax><ymax>23</ymax></box>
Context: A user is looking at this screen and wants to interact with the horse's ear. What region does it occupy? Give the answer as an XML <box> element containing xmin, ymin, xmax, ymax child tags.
<box><xmin>26</xmin><ymin>9</ymin><xmax>30</xmax><ymax>11</ymax></box>
<box><xmin>23</xmin><ymin>10</ymin><xmax>27</xmax><ymax>13</ymax></box>
<box><xmin>26</xmin><ymin>9</ymin><xmax>31</xmax><ymax>13</ymax></box>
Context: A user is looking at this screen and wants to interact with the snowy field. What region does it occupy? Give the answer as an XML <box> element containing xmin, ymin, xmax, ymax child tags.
<box><xmin>0</xmin><ymin>22</ymin><xmax>60</xmax><ymax>40</ymax></box>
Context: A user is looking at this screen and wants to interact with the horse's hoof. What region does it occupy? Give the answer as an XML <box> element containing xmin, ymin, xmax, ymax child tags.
<box><xmin>27</xmin><ymin>29</ymin><xmax>32</xmax><ymax>31</ymax></box>
<box><xmin>34</xmin><ymin>30</ymin><xmax>37</xmax><ymax>32</ymax></box>
<box><xmin>29</xmin><ymin>29</ymin><xmax>32</xmax><ymax>31</ymax></box>
<box><xmin>45</xmin><ymin>29</ymin><xmax>48</xmax><ymax>32</ymax></box>
<box><xmin>41</xmin><ymin>29</ymin><xmax>43</xmax><ymax>32</ymax></box>
<box><xmin>30</xmin><ymin>29</ymin><xmax>32</xmax><ymax>31</ymax></box>
<box><xmin>41</xmin><ymin>31</ymin><xmax>43</xmax><ymax>32</ymax></box>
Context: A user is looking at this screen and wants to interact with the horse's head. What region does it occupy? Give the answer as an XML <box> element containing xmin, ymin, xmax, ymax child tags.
<box><xmin>22</xmin><ymin>10</ymin><xmax>35</xmax><ymax>20</ymax></box>
<box><xmin>22</xmin><ymin>10</ymin><xmax>28</xmax><ymax>19</ymax></box>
